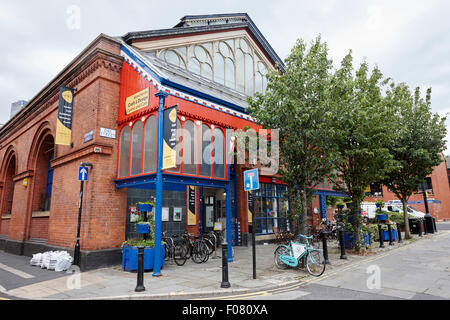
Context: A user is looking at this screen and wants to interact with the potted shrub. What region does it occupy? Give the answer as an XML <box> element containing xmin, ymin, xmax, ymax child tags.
<box><xmin>129</xmin><ymin>199</ymin><xmax>156</xmax><ymax>235</ymax></box>
<box><xmin>375</xmin><ymin>201</ymin><xmax>387</xmax><ymax>221</ymax></box>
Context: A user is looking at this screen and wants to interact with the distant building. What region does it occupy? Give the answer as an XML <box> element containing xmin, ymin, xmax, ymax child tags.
<box><xmin>446</xmin><ymin>156</ymin><xmax>450</xmax><ymax>187</ymax></box>
<box><xmin>10</xmin><ymin>100</ymin><xmax>27</xmax><ymax>118</ymax></box>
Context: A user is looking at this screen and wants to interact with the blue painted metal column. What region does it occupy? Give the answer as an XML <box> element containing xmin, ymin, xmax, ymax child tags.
<box><xmin>225</xmin><ymin>129</ymin><xmax>233</xmax><ymax>262</ymax></box>
<box><xmin>153</xmin><ymin>90</ymin><xmax>168</xmax><ymax>277</ymax></box>
<box><xmin>226</xmin><ymin>181</ymin><xmax>233</xmax><ymax>262</ymax></box>
<box><xmin>319</xmin><ymin>193</ymin><xmax>327</xmax><ymax>221</ymax></box>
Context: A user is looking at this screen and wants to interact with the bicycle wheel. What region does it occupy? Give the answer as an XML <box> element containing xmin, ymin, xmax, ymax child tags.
<box><xmin>204</xmin><ymin>238</ymin><xmax>215</xmax><ymax>255</ymax></box>
<box><xmin>192</xmin><ymin>241</ymin><xmax>207</xmax><ymax>264</ymax></box>
<box><xmin>200</xmin><ymin>241</ymin><xmax>210</xmax><ymax>263</ymax></box>
<box><xmin>274</xmin><ymin>245</ymin><xmax>290</xmax><ymax>269</ymax></box>
<box><xmin>164</xmin><ymin>242</ymin><xmax>170</xmax><ymax>262</ymax></box>
<box><xmin>306</xmin><ymin>250</ymin><xmax>326</xmax><ymax>276</ymax></box>
<box><xmin>173</xmin><ymin>242</ymin><xmax>188</xmax><ymax>266</ymax></box>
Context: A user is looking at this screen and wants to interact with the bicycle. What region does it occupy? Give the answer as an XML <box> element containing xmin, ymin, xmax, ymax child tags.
<box><xmin>180</xmin><ymin>232</ymin><xmax>210</xmax><ymax>264</ymax></box>
<box><xmin>274</xmin><ymin>234</ymin><xmax>326</xmax><ymax>277</ymax></box>
<box><xmin>162</xmin><ymin>232</ymin><xmax>188</xmax><ymax>266</ymax></box>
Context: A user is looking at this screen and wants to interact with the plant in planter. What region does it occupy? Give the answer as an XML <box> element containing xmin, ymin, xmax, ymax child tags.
<box><xmin>129</xmin><ymin>198</ymin><xmax>156</xmax><ymax>236</ymax></box>
<box><xmin>121</xmin><ymin>238</ymin><xmax>165</xmax><ymax>272</ymax></box>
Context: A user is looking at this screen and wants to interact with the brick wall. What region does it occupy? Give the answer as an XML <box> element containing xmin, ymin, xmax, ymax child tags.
<box><xmin>0</xmin><ymin>35</ymin><xmax>128</xmax><ymax>252</ymax></box>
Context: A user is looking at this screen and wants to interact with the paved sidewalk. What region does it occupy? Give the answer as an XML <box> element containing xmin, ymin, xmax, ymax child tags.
<box><xmin>1</xmin><ymin>229</ymin><xmax>446</xmax><ymax>300</ymax></box>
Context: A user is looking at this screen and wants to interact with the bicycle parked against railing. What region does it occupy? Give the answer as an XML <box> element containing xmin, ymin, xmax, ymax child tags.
<box><xmin>274</xmin><ymin>234</ymin><xmax>326</xmax><ymax>277</ymax></box>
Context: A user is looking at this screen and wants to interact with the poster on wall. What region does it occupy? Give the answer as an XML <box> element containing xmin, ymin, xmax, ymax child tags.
<box><xmin>55</xmin><ymin>86</ymin><xmax>75</xmax><ymax>146</ymax></box>
<box><xmin>162</xmin><ymin>207</ymin><xmax>169</xmax><ymax>221</ymax></box>
<box><xmin>173</xmin><ymin>207</ymin><xmax>182</xmax><ymax>222</ymax></box>
<box><xmin>187</xmin><ymin>186</ymin><xmax>196</xmax><ymax>225</ymax></box>
<box><xmin>162</xmin><ymin>105</ymin><xmax>178</xmax><ymax>170</ymax></box>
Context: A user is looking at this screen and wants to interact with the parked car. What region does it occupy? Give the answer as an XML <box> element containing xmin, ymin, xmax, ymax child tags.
<box><xmin>361</xmin><ymin>201</ymin><xmax>425</xmax><ymax>219</ymax></box>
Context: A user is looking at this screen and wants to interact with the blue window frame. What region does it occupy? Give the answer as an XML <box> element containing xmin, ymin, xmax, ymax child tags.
<box><xmin>253</xmin><ymin>183</ymin><xmax>291</xmax><ymax>235</ymax></box>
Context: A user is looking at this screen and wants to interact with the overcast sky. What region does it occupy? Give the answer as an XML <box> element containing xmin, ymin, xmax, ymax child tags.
<box><xmin>0</xmin><ymin>0</ymin><xmax>449</xmax><ymax>154</ymax></box>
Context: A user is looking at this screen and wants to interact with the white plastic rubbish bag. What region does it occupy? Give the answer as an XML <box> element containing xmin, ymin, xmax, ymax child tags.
<box><xmin>30</xmin><ymin>250</ymin><xmax>73</xmax><ymax>272</ymax></box>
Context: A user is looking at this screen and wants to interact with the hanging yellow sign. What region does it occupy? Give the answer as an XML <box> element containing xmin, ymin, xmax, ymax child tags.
<box><xmin>55</xmin><ymin>86</ymin><xmax>74</xmax><ymax>146</ymax></box>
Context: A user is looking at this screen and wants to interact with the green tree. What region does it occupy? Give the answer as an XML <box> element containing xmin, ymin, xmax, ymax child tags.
<box><xmin>379</xmin><ymin>82</ymin><xmax>447</xmax><ymax>239</ymax></box>
<box><xmin>329</xmin><ymin>52</ymin><xmax>396</xmax><ymax>251</ymax></box>
<box><xmin>247</xmin><ymin>36</ymin><xmax>336</xmax><ymax>234</ymax></box>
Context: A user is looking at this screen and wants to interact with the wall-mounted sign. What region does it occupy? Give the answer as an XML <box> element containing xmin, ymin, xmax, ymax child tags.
<box><xmin>125</xmin><ymin>88</ymin><xmax>149</xmax><ymax>115</ymax></box>
<box><xmin>84</xmin><ymin>130</ymin><xmax>94</xmax><ymax>143</ymax></box>
<box><xmin>55</xmin><ymin>86</ymin><xmax>75</xmax><ymax>146</ymax></box>
<box><xmin>99</xmin><ymin>127</ymin><xmax>116</xmax><ymax>139</ymax></box>
<box><xmin>214</xmin><ymin>222</ymin><xmax>223</xmax><ymax>231</ymax></box>
<box><xmin>162</xmin><ymin>105</ymin><xmax>178</xmax><ymax>170</ymax></box>
<box><xmin>187</xmin><ymin>186</ymin><xmax>196</xmax><ymax>226</ymax></box>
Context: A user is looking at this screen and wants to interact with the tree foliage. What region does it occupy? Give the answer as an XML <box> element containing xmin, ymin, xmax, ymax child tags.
<box><xmin>328</xmin><ymin>52</ymin><xmax>397</xmax><ymax>251</ymax></box>
<box><xmin>379</xmin><ymin>82</ymin><xmax>447</xmax><ymax>238</ymax></box>
<box><xmin>247</xmin><ymin>36</ymin><xmax>336</xmax><ymax>234</ymax></box>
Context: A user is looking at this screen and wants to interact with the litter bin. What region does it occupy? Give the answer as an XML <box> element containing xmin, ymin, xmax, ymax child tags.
<box><xmin>424</xmin><ymin>215</ymin><xmax>435</xmax><ymax>234</ymax></box>
<box><xmin>409</xmin><ymin>218</ymin><xmax>421</xmax><ymax>234</ymax></box>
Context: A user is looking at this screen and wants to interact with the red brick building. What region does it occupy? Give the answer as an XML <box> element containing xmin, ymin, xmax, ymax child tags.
<box><xmin>0</xmin><ymin>14</ymin><xmax>360</xmax><ymax>270</ymax></box>
<box><xmin>363</xmin><ymin>153</ymin><xmax>450</xmax><ymax>222</ymax></box>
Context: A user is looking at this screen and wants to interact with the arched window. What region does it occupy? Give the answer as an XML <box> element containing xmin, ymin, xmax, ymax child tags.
<box><xmin>130</xmin><ymin>121</ymin><xmax>143</xmax><ymax>176</ymax></box>
<box><xmin>143</xmin><ymin>116</ymin><xmax>157</xmax><ymax>173</ymax></box>
<box><xmin>212</xmin><ymin>128</ymin><xmax>225</xmax><ymax>178</ymax></box>
<box><xmin>118</xmin><ymin>126</ymin><xmax>131</xmax><ymax>178</ymax></box>
<box><xmin>182</xmin><ymin>120</ymin><xmax>197</xmax><ymax>175</ymax></box>
<box><xmin>199</xmin><ymin>124</ymin><xmax>212</xmax><ymax>177</ymax></box>
<box><xmin>167</xmin><ymin>119</ymin><xmax>182</xmax><ymax>173</ymax></box>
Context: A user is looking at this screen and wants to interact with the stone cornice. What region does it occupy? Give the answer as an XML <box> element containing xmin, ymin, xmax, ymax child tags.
<box><xmin>51</xmin><ymin>142</ymin><xmax>114</xmax><ymax>169</ymax></box>
<box><xmin>0</xmin><ymin>35</ymin><xmax>123</xmax><ymax>143</ymax></box>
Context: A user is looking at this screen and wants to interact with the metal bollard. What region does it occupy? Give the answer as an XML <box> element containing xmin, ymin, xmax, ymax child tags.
<box><xmin>378</xmin><ymin>224</ymin><xmax>385</xmax><ymax>248</ymax></box>
<box><xmin>387</xmin><ymin>224</ymin><xmax>394</xmax><ymax>245</ymax></box>
<box><xmin>338</xmin><ymin>230</ymin><xmax>347</xmax><ymax>260</ymax></box>
<box><xmin>322</xmin><ymin>232</ymin><xmax>330</xmax><ymax>264</ymax></box>
<box><xmin>221</xmin><ymin>242</ymin><xmax>231</xmax><ymax>288</ymax></box>
<box><xmin>135</xmin><ymin>246</ymin><xmax>145</xmax><ymax>292</ymax></box>
<box><xmin>396</xmin><ymin>223</ymin><xmax>402</xmax><ymax>243</ymax></box>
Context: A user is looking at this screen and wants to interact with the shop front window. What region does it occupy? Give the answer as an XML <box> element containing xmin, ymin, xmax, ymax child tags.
<box><xmin>252</xmin><ymin>183</ymin><xmax>291</xmax><ymax>235</ymax></box>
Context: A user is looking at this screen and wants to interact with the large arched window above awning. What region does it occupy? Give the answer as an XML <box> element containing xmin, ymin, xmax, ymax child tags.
<box><xmin>212</xmin><ymin>128</ymin><xmax>225</xmax><ymax>178</ymax></box>
<box><xmin>143</xmin><ymin>116</ymin><xmax>157</xmax><ymax>174</ymax></box>
<box><xmin>118</xmin><ymin>126</ymin><xmax>131</xmax><ymax>178</ymax></box>
<box><xmin>131</xmin><ymin>121</ymin><xmax>143</xmax><ymax>176</ymax></box>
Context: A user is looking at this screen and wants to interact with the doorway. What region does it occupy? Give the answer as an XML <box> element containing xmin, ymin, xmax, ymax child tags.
<box><xmin>201</xmin><ymin>187</ymin><xmax>226</xmax><ymax>234</ymax></box>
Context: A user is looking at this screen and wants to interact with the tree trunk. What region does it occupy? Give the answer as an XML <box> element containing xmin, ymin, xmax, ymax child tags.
<box><xmin>352</xmin><ymin>198</ymin><xmax>361</xmax><ymax>252</ymax></box>
<box><xmin>402</xmin><ymin>198</ymin><xmax>411</xmax><ymax>239</ymax></box>
<box><xmin>300</xmin><ymin>187</ymin><xmax>308</xmax><ymax>235</ymax></box>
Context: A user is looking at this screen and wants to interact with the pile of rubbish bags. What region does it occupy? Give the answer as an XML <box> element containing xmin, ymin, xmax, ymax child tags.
<box><xmin>30</xmin><ymin>251</ymin><xmax>73</xmax><ymax>272</ymax></box>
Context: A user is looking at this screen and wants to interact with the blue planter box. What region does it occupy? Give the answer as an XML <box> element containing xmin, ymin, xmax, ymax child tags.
<box><xmin>343</xmin><ymin>232</ymin><xmax>371</xmax><ymax>249</ymax></box>
<box><xmin>138</xmin><ymin>204</ymin><xmax>153</xmax><ymax>212</ymax></box>
<box><xmin>136</xmin><ymin>223</ymin><xmax>150</xmax><ymax>234</ymax></box>
<box><xmin>122</xmin><ymin>245</ymin><xmax>165</xmax><ymax>272</ymax></box>
<box><xmin>337</xmin><ymin>204</ymin><xmax>345</xmax><ymax>209</ymax></box>
<box><xmin>346</xmin><ymin>203</ymin><xmax>353</xmax><ymax>209</ymax></box>
<box><xmin>382</xmin><ymin>229</ymin><xmax>397</xmax><ymax>241</ymax></box>
<box><xmin>376</xmin><ymin>214</ymin><xmax>387</xmax><ymax>221</ymax></box>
